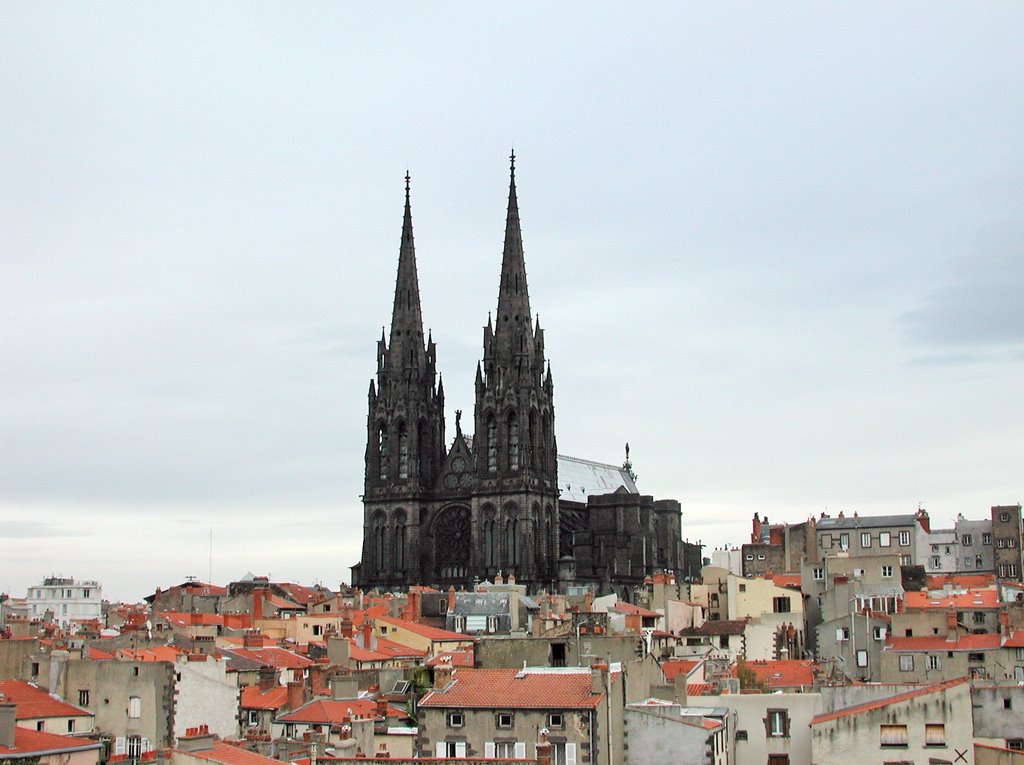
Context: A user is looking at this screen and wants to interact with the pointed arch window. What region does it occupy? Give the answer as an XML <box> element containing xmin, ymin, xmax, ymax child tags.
<box><xmin>487</xmin><ymin>416</ymin><xmax>498</xmax><ymax>473</ymax></box>
<box><xmin>398</xmin><ymin>424</ymin><xmax>409</xmax><ymax>480</ymax></box>
<box><xmin>393</xmin><ymin>512</ymin><xmax>407</xmax><ymax>571</ymax></box>
<box><xmin>378</xmin><ymin>426</ymin><xmax>389</xmax><ymax>481</ymax></box>
<box><xmin>483</xmin><ymin>515</ymin><xmax>497</xmax><ymax>568</ymax></box>
<box><xmin>418</xmin><ymin>421</ymin><xmax>428</xmax><ymax>481</ymax></box>
<box><xmin>372</xmin><ymin>513</ymin><xmax>387</xmax><ymax>573</ymax></box>
<box><xmin>529</xmin><ymin>410</ymin><xmax>539</xmax><ymax>470</ymax></box>
<box><xmin>506</xmin><ymin>518</ymin><xmax>518</xmax><ymax>568</ymax></box>
<box><xmin>508</xmin><ymin>413</ymin><xmax>519</xmax><ymax>471</ymax></box>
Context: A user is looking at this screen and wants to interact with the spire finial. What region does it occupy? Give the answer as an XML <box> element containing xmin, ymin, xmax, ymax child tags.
<box><xmin>510</xmin><ymin>148</ymin><xmax>515</xmax><ymax>178</ymax></box>
<box><xmin>404</xmin><ymin>170</ymin><xmax>411</xmax><ymax>198</ymax></box>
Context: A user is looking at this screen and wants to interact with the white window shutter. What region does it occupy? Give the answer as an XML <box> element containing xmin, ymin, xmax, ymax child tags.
<box><xmin>141</xmin><ymin>738</ymin><xmax>151</xmax><ymax>753</ymax></box>
<box><xmin>114</xmin><ymin>738</ymin><xmax>126</xmax><ymax>755</ymax></box>
<box><xmin>566</xmin><ymin>743</ymin><xmax>576</xmax><ymax>765</ymax></box>
<box><xmin>436</xmin><ymin>742</ymin><xmax>446</xmax><ymax>758</ymax></box>
<box><xmin>485</xmin><ymin>743</ymin><xmax>495</xmax><ymax>758</ymax></box>
<box><xmin>514</xmin><ymin>742</ymin><xmax>526</xmax><ymax>758</ymax></box>
<box><xmin>455</xmin><ymin>742</ymin><xmax>467</xmax><ymax>757</ymax></box>
<box><xmin>835</xmin><ymin>628</ymin><xmax>843</xmax><ymax>641</ymax></box>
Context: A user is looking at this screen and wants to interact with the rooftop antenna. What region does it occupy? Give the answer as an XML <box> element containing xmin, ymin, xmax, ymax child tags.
<box><xmin>209</xmin><ymin>529</ymin><xmax>213</xmax><ymax>585</ymax></box>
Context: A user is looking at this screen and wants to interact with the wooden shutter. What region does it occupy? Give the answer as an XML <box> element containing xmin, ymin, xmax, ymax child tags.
<box><xmin>880</xmin><ymin>724</ymin><xmax>908</xmax><ymax>746</ymax></box>
<box><xmin>114</xmin><ymin>737</ymin><xmax>126</xmax><ymax>756</ymax></box>
<box><xmin>141</xmin><ymin>738</ymin><xmax>151</xmax><ymax>753</ymax></box>
<box><xmin>485</xmin><ymin>742</ymin><xmax>495</xmax><ymax>758</ymax></box>
<box><xmin>455</xmin><ymin>742</ymin><xmax>466</xmax><ymax>757</ymax></box>
<box><xmin>435</xmin><ymin>742</ymin><xmax>446</xmax><ymax>757</ymax></box>
<box><xmin>925</xmin><ymin>724</ymin><xmax>945</xmax><ymax>746</ymax></box>
<box><xmin>565</xmin><ymin>743</ymin><xmax>576</xmax><ymax>765</ymax></box>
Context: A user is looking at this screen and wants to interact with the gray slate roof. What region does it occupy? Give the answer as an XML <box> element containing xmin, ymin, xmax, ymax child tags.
<box><xmin>557</xmin><ymin>454</ymin><xmax>638</xmax><ymax>504</ymax></box>
<box><xmin>816</xmin><ymin>514</ymin><xmax>918</xmax><ymax>530</ymax></box>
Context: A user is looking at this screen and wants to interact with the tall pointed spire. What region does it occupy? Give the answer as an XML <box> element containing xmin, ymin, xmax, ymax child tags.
<box><xmin>388</xmin><ymin>172</ymin><xmax>425</xmax><ymax>371</ymax></box>
<box><xmin>494</xmin><ymin>150</ymin><xmax>533</xmax><ymax>367</ymax></box>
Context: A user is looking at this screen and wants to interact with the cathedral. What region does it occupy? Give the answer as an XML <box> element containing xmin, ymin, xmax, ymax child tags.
<box><xmin>352</xmin><ymin>157</ymin><xmax>700</xmax><ymax>596</ymax></box>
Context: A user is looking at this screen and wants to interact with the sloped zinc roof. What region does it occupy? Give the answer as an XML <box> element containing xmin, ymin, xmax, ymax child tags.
<box><xmin>557</xmin><ymin>455</ymin><xmax>638</xmax><ymax>504</ymax></box>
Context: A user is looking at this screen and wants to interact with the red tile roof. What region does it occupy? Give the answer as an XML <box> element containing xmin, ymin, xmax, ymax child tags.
<box><xmin>770</xmin><ymin>574</ymin><xmax>802</xmax><ymax>589</ymax></box>
<box><xmin>926</xmin><ymin>573</ymin><xmax>996</xmax><ymax>590</ymax></box>
<box><xmin>116</xmin><ymin>646</ymin><xmax>186</xmax><ymax>662</ymax></box>
<box><xmin>419</xmin><ymin>668</ymin><xmax>603</xmax><ymax>710</ymax></box>
<box><xmin>904</xmin><ymin>590</ymin><xmax>999</xmax><ymax>610</ymax></box>
<box><xmin>427</xmin><ymin>650</ymin><xmax>474</xmax><ymax>668</ymax></box>
<box><xmin>885</xmin><ymin>634</ymin><xmax>1002</xmax><ymax>651</ymax></box>
<box><xmin>190</xmin><ymin>742</ymin><xmax>281</xmax><ymax>765</ymax></box>
<box><xmin>608</xmin><ymin>603</ymin><xmax>662</xmax><ymax>618</ymax></box>
<box><xmin>811</xmin><ymin>676</ymin><xmax>969</xmax><ymax>725</ymax></box>
<box><xmin>87</xmin><ymin>647</ymin><xmax>115</xmax><ymax>660</ymax></box>
<box><xmin>660</xmin><ymin>660</ymin><xmax>699</xmax><ymax>681</ymax></box>
<box><xmin>744</xmin><ymin>660</ymin><xmax>815</xmax><ymax>689</ymax></box>
<box><xmin>0</xmin><ymin>727</ymin><xmax>102</xmax><ymax>756</ymax></box>
<box><xmin>276</xmin><ymin>698</ymin><xmax>401</xmax><ymax>724</ymax></box>
<box><xmin>225</xmin><ymin>647</ymin><xmax>314</xmax><ymax>669</ymax></box>
<box><xmin>240</xmin><ymin>686</ymin><xmax>289</xmax><ymax>710</ymax></box>
<box><xmin>1002</xmin><ymin>631</ymin><xmax>1024</xmax><ymax>648</ymax></box>
<box><xmin>0</xmin><ymin>681</ymin><xmax>91</xmax><ymax>719</ymax></box>
<box><xmin>374</xmin><ymin>616</ymin><xmax>470</xmax><ymax>643</ymax></box>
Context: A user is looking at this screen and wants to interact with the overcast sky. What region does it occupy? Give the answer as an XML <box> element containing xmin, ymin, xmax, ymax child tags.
<box><xmin>2</xmin><ymin>4</ymin><xmax>1023</xmax><ymax>602</ymax></box>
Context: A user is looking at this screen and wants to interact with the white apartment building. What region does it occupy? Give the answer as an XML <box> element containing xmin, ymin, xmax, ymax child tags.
<box><xmin>26</xmin><ymin>576</ymin><xmax>102</xmax><ymax>628</ymax></box>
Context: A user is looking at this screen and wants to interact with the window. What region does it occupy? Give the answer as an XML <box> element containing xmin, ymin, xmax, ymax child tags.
<box><xmin>496</xmin><ymin>712</ymin><xmax>514</xmax><ymax>728</ymax></box>
<box><xmin>735</xmin><ymin>730</ymin><xmax>748</xmax><ymax>741</ymax></box>
<box><xmin>853</xmin><ymin>568</ymin><xmax>865</xmax><ymax>578</ymax></box>
<box><xmin>973</xmin><ymin>611</ymin><xmax>986</xmax><ymax>625</ymax></box>
<box><xmin>447</xmin><ymin>712</ymin><xmax>464</xmax><ymax>728</ymax></box>
<box><xmin>899</xmin><ymin>655</ymin><xmax>914</xmax><ymax>672</ymax></box>
<box><xmin>312</xmin><ymin>624</ymin><xmax>323</xmax><ymax>637</ymax></box>
<box><xmin>924</xmin><ymin>724</ymin><xmax>945</xmax><ymax>747</ymax></box>
<box><xmin>840</xmin><ymin>533</ymin><xmax>850</xmax><ymax>550</ymax></box>
<box><xmin>745</xmin><ymin>554</ymin><xmax>753</xmax><ymax>561</ymax></box>
<box><xmin>1005</xmin><ymin>698</ymin><xmax>1013</xmax><ymax>710</ymax></box>
<box><xmin>879</xmin><ymin>531</ymin><xmax>891</xmax><ymax>547</ymax></box>
<box><xmin>856</xmin><ymin>649</ymin><xmax>868</xmax><ymax>667</ymax></box>
<box><xmin>836</xmin><ymin>627</ymin><xmax>850</xmax><ymax>642</ymax></box>
<box><xmin>983</xmin><ymin>533</ymin><xmax>993</xmax><ymax>545</ymax></box>
<box><xmin>873</xmin><ymin>626</ymin><xmax>887</xmax><ymax>641</ymax></box>
<box><xmin>284</xmin><ymin>724</ymin><xmax>295</xmax><ymax>738</ymax></box>
<box><xmin>932</xmin><ymin>557</ymin><xmax>941</xmax><ymax>568</ymax></box>
<box><xmin>899</xmin><ymin>530</ymin><xmax>911</xmax><ymax>546</ymax></box>
<box><xmin>880</xmin><ymin>724</ymin><xmax>908</xmax><ymax>747</ymax></box>
<box><xmin>1011</xmin><ymin>538</ymin><xmax>1019</xmax><ymax>548</ymax></box>
<box><xmin>438</xmin><ymin>742</ymin><xmax>467</xmax><ymax>758</ymax></box>
<box><xmin>132</xmin><ymin>666</ymin><xmax>140</xmax><ymax>677</ymax></box>
<box><xmin>30</xmin><ymin>662</ymin><xmax>39</xmax><ymax>677</ymax></box>
<box><xmin>757</xmin><ymin>554</ymin><xmax>766</xmax><ymax>561</ymax></box>
<box><xmin>1008</xmin><ymin>739</ymin><xmax>1024</xmax><ymax>751</ymax></box>
<box><xmin>773</xmin><ymin>597</ymin><xmax>790</xmax><ymax>613</ymax></box>
<box><xmin>962</xmin><ymin>534</ymin><xmax>973</xmax><ymax>546</ymax></box>
<box><xmin>551</xmin><ymin>742</ymin><xmax>576</xmax><ymax>765</ymax></box>
<box><xmin>765</xmin><ymin>709</ymin><xmax>789</xmax><ymax>738</ymax></box>
<box><xmin>1001</xmin><ymin>512</ymin><xmax>1011</xmax><ymax>522</ymax></box>
<box><xmin>820</xmin><ymin>534</ymin><xmax>832</xmax><ymax>548</ymax></box>
<box><xmin>997</xmin><ymin>539</ymin><xmax>1007</xmax><ymax>549</ymax></box>
<box><xmin>862</xmin><ymin>532</ymin><xmax>871</xmax><ymax>548</ymax></box>
<box><xmin>927</xmin><ymin>655</ymin><xmax>941</xmax><ymax>670</ymax></box>
<box><xmin>78</xmin><ymin>690</ymin><xmax>90</xmax><ymax>706</ymax></box>
<box><xmin>968</xmin><ymin>653</ymin><xmax>984</xmax><ymax>662</ymax></box>
<box><xmin>492</xmin><ymin>743</ymin><xmax>516</xmax><ymax>758</ymax></box>
<box><xmin>126</xmin><ymin>736</ymin><xmax>143</xmax><ymax>761</ymax></box>
<box><xmin>247</xmin><ymin>710</ymin><xmax>259</xmax><ymax>726</ymax></box>
<box><xmin>900</xmin><ymin>554</ymin><xmax>912</xmax><ymax>565</ymax></box>
<box><xmin>812</xmin><ymin>567</ymin><xmax>824</xmax><ymax>581</ymax></box>
<box><xmin>1016</xmin><ymin>648</ymin><xmax>1024</xmax><ymax>661</ymax></box>
<box><xmin>548</xmin><ymin>713</ymin><xmax>564</xmax><ymax>729</ymax></box>
<box><xmin>128</xmin><ymin>696</ymin><xmax>141</xmax><ymax>719</ymax></box>
<box><xmin>739</xmin><ymin>584</ymin><xmax>747</xmax><ymax>592</ymax></box>
<box><xmin>881</xmin><ymin>565</ymin><xmax>893</xmax><ymax>578</ymax></box>
<box><xmin>36</xmin><ymin>721</ymin><xmax>44</xmax><ymax>731</ymax></box>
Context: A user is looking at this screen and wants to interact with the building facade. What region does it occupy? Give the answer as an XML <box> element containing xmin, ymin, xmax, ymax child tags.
<box><xmin>25</xmin><ymin>577</ymin><xmax>102</xmax><ymax>629</ymax></box>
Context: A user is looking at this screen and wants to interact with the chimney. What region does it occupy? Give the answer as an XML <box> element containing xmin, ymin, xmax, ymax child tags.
<box><xmin>243</xmin><ymin>631</ymin><xmax>263</xmax><ymax>648</ymax></box>
<box><xmin>177</xmin><ymin>724</ymin><xmax>216</xmax><ymax>753</ymax></box>
<box><xmin>327</xmin><ymin>636</ymin><xmax>351</xmax><ymax>667</ymax></box>
<box><xmin>434</xmin><ymin>661</ymin><xmax>454</xmax><ymax>690</ymax></box>
<box><xmin>340</xmin><ymin>607</ymin><xmax>354</xmax><ymax>639</ymax></box>
<box><xmin>309</xmin><ymin>665</ymin><xmax>325</xmax><ymax>695</ymax></box>
<box><xmin>1000</xmin><ymin>610</ymin><xmax>1010</xmax><ymax>638</ymax></box>
<box><xmin>583</xmin><ymin>591</ymin><xmax>593</xmax><ymax>613</ymax></box>
<box><xmin>751</xmin><ymin>513</ymin><xmax>761</xmax><ymax>544</ymax></box>
<box><xmin>447</xmin><ymin>586</ymin><xmax>456</xmax><ymax>612</ymax></box>
<box><xmin>258</xmin><ymin>667</ymin><xmax>276</xmax><ymax>692</ymax></box>
<box><xmin>286</xmin><ymin>681</ymin><xmax>305</xmax><ymax>712</ymax></box>
<box><xmin>531</xmin><ymin>614</ymin><xmax>542</xmax><ymax>637</ymax></box>
<box><xmin>361</xmin><ymin>620</ymin><xmax>374</xmax><ymax>650</ymax></box>
<box><xmin>0</xmin><ymin>702</ymin><xmax>15</xmax><ymax>749</ymax></box>
<box><xmin>590</xmin><ymin>662</ymin><xmax>608</xmax><ymax>695</ymax></box>
<box><xmin>494</xmin><ymin>572</ymin><xmax>504</xmax><ymax>585</ymax></box>
<box><xmin>375</xmin><ymin>697</ymin><xmax>388</xmax><ymax>719</ymax></box>
<box><xmin>331</xmin><ymin>675</ymin><xmax>359</xmax><ymax>701</ymax></box>
<box><xmin>507</xmin><ymin>573</ymin><xmax>516</xmax><ymax>585</ymax></box>
<box><xmin>673</xmin><ymin>672</ymin><xmax>688</xmax><ymax>706</ymax></box>
<box><xmin>946</xmin><ymin>610</ymin><xmax>959</xmax><ymax>641</ymax></box>
<box><xmin>252</xmin><ymin>588</ymin><xmax>264</xmax><ymax>622</ymax></box>
<box><xmin>916</xmin><ymin>508</ymin><xmax>931</xmax><ymax>533</ymax></box>
<box><xmin>536</xmin><ymin>730</ymin><xmax>552</xmax><ymax>765</ymax></box>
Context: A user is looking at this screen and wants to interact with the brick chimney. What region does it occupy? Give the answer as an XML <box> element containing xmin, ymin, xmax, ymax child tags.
<box><xmin>286</xmin><ymin>681</ymin><xmax>305</xmax><ymax>712</ymax></box>
<box><xmin>340</xmin><ymin>607</ymin><xmax>354</xmax><ymax>639</ymax></box>
<box><xmin>495</xmin><ymin>572</ymin><xmax>504</xmax><ymax>585</ymax></box>
<box><xmin>1000</xmin><ymin>609</ymin><xmax>1010</xmax><ymax>638</ymax></box>
<box><xmin>361</xmin><ymin>620</ymin><xmax>374</xmax><ymax>650</ymax></box>
<box><xmin>584</xmin><ymin>590</ymin><xmax>593</xmax><ymax>613</ymax></box>
<box><xmin>916</xmin><ymin>508</ymin><xmax>931</xmax><ymax>533</ymax></box>
<box><xmin>447</xmin><ymin>586</ymin><xmax>456</xmax><ymax>612</ymax></box>
<box><xmin>309</xmin><ymin>665</ymin><xmax>325</xmax><ymax>695</ymax></box>
<box><xmin>508</xmin><ymin>573</ymin><xmax>516</xmax><ymax>585</ymax></box>
<box><xmin>258</xmin><ymin>667</ymin><xmax>276</xmax><ymax>692</ymax></box>
<box><xmin>0</xmin><ymin>702</ymin><xmax>15</xmax><ymax>749</ymax></box>
<box><xmin>252</xmin><ymin>588</ymin><xmax>265</xmax><ymax>622</ymax></box>
<box><xmin>375</xmin><ymin>697</ymin><xmax>388</xmax><ymax>719</ymax></box>
<box><xmin>243</xmin><ymin>630</ymin><xmax>263</xmax><ymax>648</ymax></box>
<box><xmin>751</xmin><ymin>513</ymin><xmax>762</xmax><ymax>544</ymax></box>
<box><xmin>535</xmin><ymin>731</ymin><xmax>552</xmax><ymax>765</ymax></box>
<box><xmin>946</xmin><ymin>610</ymin><xmax>959</xmax><ymax>641</ymax></box>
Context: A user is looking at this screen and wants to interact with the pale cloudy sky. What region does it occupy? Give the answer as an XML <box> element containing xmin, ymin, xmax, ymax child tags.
<box><xmin>2</xmin><ymin>4</ymin><xmax>1023</xmax><ymax>601</ymax></box>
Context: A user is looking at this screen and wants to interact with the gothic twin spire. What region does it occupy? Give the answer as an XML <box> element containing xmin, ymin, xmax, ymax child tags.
<box><xmin>387</xmin><ymin>154</ymin><xmax>536</xmax><ymax>375</ymax></box>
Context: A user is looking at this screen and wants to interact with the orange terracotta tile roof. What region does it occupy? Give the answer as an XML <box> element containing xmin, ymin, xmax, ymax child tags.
<box><xmin>770</xmin><ymin>574</ymin><xmax>802</xmax><ymax>589</ymax></box>
<box><xmin>811</xmin><ymin>676</ymin><xmax>969</xmax><ymax>725</ymax></box>
<box><xmin>660</xmin><ymin>660</ymin><xmax>699</xmax><ymax>681</ymax></box>
<box><xmin>88</xmin><ymin>646</ymin><xmax>115</xmax><ymax>660</ymax></box>
<box><xmin>1002</xmin><ymin>631</ymin><xmax>1024</xmax><ymax>648</ymax></box>
<box><xmin>0</xmin><ymin>681</ymin><xmax>91</xmax><ymax>719</ymax></box>
<box><xmin>904</xmin><ymin>590</ymin><xmax>1000</xmax><ymax>610</ymax></box>
<box><xmin>419</xmin><ymin>668</ymin><xmax>603</xmax><ymax>710</ymax></box>
<box><xmin>0</xmin><ymin>727</ymin><xmax>102</xmax><ymax>756</ymax></box>
<box><xmin>375</xmin><ymin>616</ymin><xmax>471</xmax><ymax>642</ymax></box>
<box><xmin>277</xmin><ymin>698</ymin><xmax>382</xmax><ymax>724</ymax></box>
<box><xmin>608</xmin><ymin>603</ymin><xmax>662</xmax><ymax>618</ymax></box>
<box><xmin>744</xmin><ymin>660</ymin><xmax>815</xmax><ymax>689</ymax></box>
<box><xmin>885</xmin><ymin>633</ymin><xmax>1002</xmax><ymax>651</ymax></box>
<box><xmin>225</xmin><ymin>647</ymin><xmax>314</xmax><ymax>669</ymax></box>
<box><xmin>240</xmin><ymin>686</ymin><xmax>288</xmax><ymax>710</ymax></box>
<box><xmin>427</xmin><ymin>650</ymin><xmax>474</xmax><ymax>668</ymax></box>
<box><xmin>190</xmin><ymin>742</ymin><xmax>281</xmax><ymax>765</ymax></box>
<box><xmin>116</xmin><ymin>645</ymin><xmax>186</xmax><ymax>662</ymax></box>
<box><xmin>686</xmin><ymin>683</ymin><xmax>715</xmax><ymax>696</ymax></box>
<box><xmin>373</xmin><ymin>636</ymin><xmax>427</xmax><ymax>659</ymax></box>
<box><xmin>926</xmin><ymin>573</ymin><xmax>995</xmax><ymax>590</ymax></box>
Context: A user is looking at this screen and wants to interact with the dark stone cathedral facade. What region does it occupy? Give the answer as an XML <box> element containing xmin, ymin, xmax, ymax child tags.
<box><xmin>352</xmin><ymin>159</ymin><xmax>701</xmax><ymax>595</ymax></box>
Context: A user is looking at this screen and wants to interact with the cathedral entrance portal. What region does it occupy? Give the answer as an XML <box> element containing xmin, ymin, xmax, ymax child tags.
<box><xmin>434</xmin><ymin>505</ymin><xmax>471</xmax><ymax>581</ymax></box>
